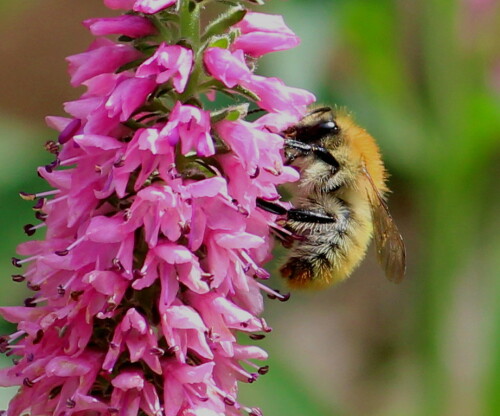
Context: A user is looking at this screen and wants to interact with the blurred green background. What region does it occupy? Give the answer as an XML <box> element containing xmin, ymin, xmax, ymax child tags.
<box><xmin>0</xmin><ymin>0</ymin><xmax>499</xmax><ymax>415</ymax></box>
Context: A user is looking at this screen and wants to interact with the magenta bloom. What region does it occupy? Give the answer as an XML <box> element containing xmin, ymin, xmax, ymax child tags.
<box><xmin>1</xmin><ymin>1</ymin><xmax>315</xmax><ymax>415</ymax></box>
<box><xmin>84</xmin><ymin>15</ymin><xmax>157</xmax><ymax>38</ymax></box>
<box><xmin>137</xmin><ymin>44</ymin><xmax>193</xmax><ymax>93</ymax></box>
<box><xmin>232</xmin><ymin>12</ymin><xmax>300</xmax><ymax>57</ymax></box>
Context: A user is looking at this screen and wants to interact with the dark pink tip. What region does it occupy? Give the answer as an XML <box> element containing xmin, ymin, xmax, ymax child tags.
<box><xmin>150</xmin><ymin>347</ymin><xmax>165</xmax><ymax>356</ymax></box>
<box><xmin>248</xmin><ymin>373</ymin><xmax>258</xmax><ymax>383</ymax></box>
<box><xmin>0</xmin><ymin>338</ymin><xmax>9</xmax><ymax>354</ymax></box>
<box><xmin>258</xmin><ymin>365</ymin><xmax>269</xmax><ymax>375</ymax></box>
<box><xmin>23</xmin><ymin>378</ymin><xmax>34</xmax><ymax>388</ymax></box>
<box><xmin>23</xmin><ymin>224</ymin><xmax>36</xmax><ymax>236</ymax></box>
<box><xmin>11</xmin><ymin>274</ymin><xmax>25</xmax><ymax>282</ymax></box>
<box><xmin>57</xmin><ymin>286</ymin><xmax>66</xmax><ymax>296</ymax></box>
<box><xmin>55</xmin><ymin>250</ymin><xmax>69</xmax><ymax>256</ymax></box>
<box><xmin>35</xmin><ymin>212</ymin><xmax>48</xmax><ymax>221</ymax></box>
<box><xmin>249</xmin><ymin>408</ymin><xmax>263</xmax><ymax>416</ymax></box>
<box><xmin>24</xmin><ymin>297</ymin><xmax>36</xmax><ymax>308</ymax></box>
<box><xmin>112</xmin><ymin>258</ymin><xmax>123</xmax><ymax>272</ymax></box>
<box><xmin>19</xmin><ymin>192</ymin><xmax>36</xmax><ymax>201</ymax></box>
<box><xmin>11</xmin><ymin>258</ymin><xmax>22</xmax><ymax>268</ymax></box>
<box><xmin>33</xmin><ymin>198</ymin><xmax>46</xmax><ymax>211</ymax></box>
<box><xmin>66</xmin><ymin>398</ymin><xmax>76</xmax><ymax>408</ymax></box>
<box><xmin>27</xmin><ymin>282</ymin><xmax>41</xmax><ymax>291</ymax></box>
<box><xmin>249</xmin><ymin>334</ymin><xmax>266</xmax><ymax>340</ymax></box>
<box><xmin>44</xmin><ymin>140</ymin><xmax>60</xmax><ymax>155</ymax></box>
<box><xmin>70</xmin><ymin>290</ymin><xmax>84</xmax><ymax>301</ymax></box>
<box><xmin>33</xmin><ymin>329</ymin><xmax>44</xmax><ymax>345</ymax></box>
<box><xmin>278</xmin><ymin>292</ymin><xmax>291</xmax><ymax>302</ymax></box>
<box><xmin>44</xmin><ymin>160</ymin><xmax>60</xmax><ymax>173</ymax></box>
<box><xmin>58</xmin><ymin>118</ymin><xmax>81</xmax><ymax>144</ymax></box>
<box><xmin>250</xmin><ymin>166</ymin><xmax>260</xmax><ymax>179</ymax></box>
<box><xmin>223</xmin><ymin>396</ymin><xmax>236</xmax><ymax>406</ymax></box>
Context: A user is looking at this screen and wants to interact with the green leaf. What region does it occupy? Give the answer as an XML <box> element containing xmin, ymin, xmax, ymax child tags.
<box><xmin>207</xmin><ymin>35</ymin><xmax>231</xmax><ymax>49</ymax></box>
<box><xmin>210</xmin><ymin>103</ymin><xmax>249</xmax><ymax>123</ymax></box>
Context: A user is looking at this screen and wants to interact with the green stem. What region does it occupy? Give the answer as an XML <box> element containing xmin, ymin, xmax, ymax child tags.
<box><xmin>179</xmin><ymin>0</ymin><xmax>201</xmax><ymax>47</ymax></box>
<box><xmin>178</xmin><ymin>0</ymin><xmax>203</xmax><ymax>102</ymax></box>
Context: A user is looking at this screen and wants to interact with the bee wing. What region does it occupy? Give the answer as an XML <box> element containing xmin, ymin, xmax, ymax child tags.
<box><xmin>363</xmin><ymin>168</ymin><xmax>406</xmax><ymax>283</ymax></box>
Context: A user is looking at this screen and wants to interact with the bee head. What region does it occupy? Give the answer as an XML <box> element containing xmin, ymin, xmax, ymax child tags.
<box><xmin>284</xmin><ymin>107</ymin><xmax>340</xmax><ymax>144</ymax></box>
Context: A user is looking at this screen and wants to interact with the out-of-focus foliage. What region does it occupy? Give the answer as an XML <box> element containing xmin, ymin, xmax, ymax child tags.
<box><xmin>0</xmin><ymin>1</ymin><xmax>499</xmax><ymax>415</ymax></box>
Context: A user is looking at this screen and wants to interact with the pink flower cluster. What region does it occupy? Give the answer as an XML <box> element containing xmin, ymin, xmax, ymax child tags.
<box><xmin>0</xmin><ymin>2</ymin><xmax>314</xmax><ymax>416</ymax></box>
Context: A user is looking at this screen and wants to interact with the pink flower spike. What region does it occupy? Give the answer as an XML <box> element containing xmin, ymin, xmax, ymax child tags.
<box><xmin>136</xmin><ymin>44</ymin><xmax>193</xmax><ymax>93</ymax></box>
<box><xmin>204</xmin><ymin>48</ymin><xmax>252</xmax><ymax>88</ymax></box>
<box><xmin>84</xmin><ymin>15</ymin><xmax>157</xmax><ymax>38</ymax></box>
<box><xmin>4</xmin><ymin>0</ymin><xmax>317</xmax><ymax>414</ymax></box>
<box><xmin>133</xmin><ymin>0</ymin><xmax>177</xmax><ymax>14</ymax></box>
<box><xmin>233</xmin><ymin>12</ymin><xmax>300</xmax><ymax>57</ymax></box>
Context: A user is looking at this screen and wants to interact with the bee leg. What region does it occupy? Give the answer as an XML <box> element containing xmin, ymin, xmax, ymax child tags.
<box><xmin>256</xmin><ymin>198</ymin><xmax>336</xmax><ymax>224</ymax></box>
<box><xmin>284</xmin><ymin>139</ymin><xmax>339</xmax><ymax>171</ymax></box>
<box><xmin>256</xmin><ymin>198</ymin><xmax>288</xmax><ymax>215</ymax></box>
<box><xmin>287</xmin><ymin>209</ymin><xmax>337</xmax><ymax>224</ymax></box>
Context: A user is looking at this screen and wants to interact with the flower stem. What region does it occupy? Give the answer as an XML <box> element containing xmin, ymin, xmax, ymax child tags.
<box><xmin>179</xmin><ymin>0</ymin><xmax>200</xmax><ymax>48</ymax></box>
<box><xmin>179</xmin><ymin>0</ymin><xmax>202</xmax><ymax>102</ymax></box>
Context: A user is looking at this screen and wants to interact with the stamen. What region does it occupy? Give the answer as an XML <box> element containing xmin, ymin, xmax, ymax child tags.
<box><xmin>12</xmin><ymin>255</ymin><xmax>39</xmax><ymax>268</ymax></box>
<box><xmin>242</xmin><ymin>359</ymin><xmax>269</xmax><ymax>376</ymax></box>
<box><xmin>56</xmin><ymin>235</ymin><xmax>86</xmax><ymax>257</ymax></box>
<box><xmin>23</xmin><ymin>223</ymin><xmax>46</xmax><ymax>236</ymax></box>
<box><xmin>19</xmin><ymin>190</ymin><xmax>60</xmax><ymax>201</ymax></box>
<box><xmin>59</xmin><ymin>156</ymin><xmax>83</xmax><ymax>167</ymax></box>
<box><xmin>254</xmin><ymin>282</ymin><xmax>290</xmax><ymax>302</ymax></box>
<box><xmin>260</xmin><ymin>318</ymin><xmax>272</xmax><ymax>333</ymax></box>
<box><xmin>5</xmin><ymin>345</ymin><xmax>25</xmax><ymax>351</ymax></box>
<box><xmin>45</xmin><ymin>194</ymin><xmax>69</xmax><ymax>207</ymax></box>
<box><xmin>24</xmin><ymin>296</ymin><xmax>47</xmax><ymax>307</ymax></box>
<box><xmin>31</xmin><ymin>374</ymin><xmax>46</xmax><ymax>384</ymax></box>
<box><xmin>253</xmin><ymin>268</ymin><xmax>270</xmax><ymax>280</ymax></box>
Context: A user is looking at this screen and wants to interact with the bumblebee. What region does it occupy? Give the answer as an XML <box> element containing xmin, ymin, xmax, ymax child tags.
<box><xmin>258</xmin><ymin>107</ymin><xmax>406</xmax><ymax>289</ymax></box>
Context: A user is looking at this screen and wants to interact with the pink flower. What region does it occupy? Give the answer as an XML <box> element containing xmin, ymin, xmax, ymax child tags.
<box><xmin>66</xmin><ymin>38</ymin><xmax>141</xmax><ymax>87</ymax></box>
<box><xmin>159</xmin><ymin>102</ymin><xmax>215</xmax><ymax>156</ymax></box>
<box><xmin>84</xmin><ymin>15</ymin><xmax>157</xmax><ymax>38</ymax></box>
<box><xmin>203</xmin><ymin>48</ymin><xmax>252</xmax><ymax>88</ymax></box>
<box><xmin>233</xmin><ymin>12</ymin><xmax>300</xmax><ymax>57</ymax></box>
<box><xmin>204</xmin><ymin>47</ymin><xmax>315</xmax><ymax>118</ymax></box>
<box><xmin>2</xmin><ymin>2</ymin><xmax>314</xmax><ymax>416</ymax></box>
<box><xmin>137</xmin><ymin>43</ymin><xmax>193</xmax><ymax>93</ymax></box>
<box><xmin>105</xmin><ymin>76</ymin><xmax>157</xmax><ymax>121</ymax></box>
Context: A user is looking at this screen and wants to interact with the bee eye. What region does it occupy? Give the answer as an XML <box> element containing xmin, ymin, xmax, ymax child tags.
<box><xmin>318</xmin><ymin>121</ymin><xmax>340</xmax><ymax>135</ymax></box>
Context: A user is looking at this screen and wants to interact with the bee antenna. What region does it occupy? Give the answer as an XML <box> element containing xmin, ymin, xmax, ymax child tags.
<box><xmin>306</xmin><ymin>107</ymin><xmax>331</xmax><ymax>117</ymax></box>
